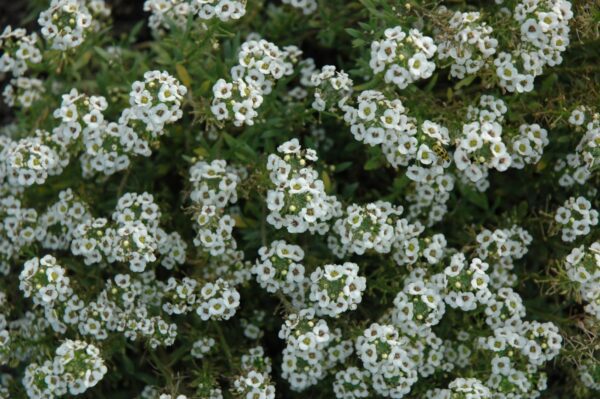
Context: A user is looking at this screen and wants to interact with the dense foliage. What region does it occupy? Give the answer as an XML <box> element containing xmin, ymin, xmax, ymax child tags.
<box><xmin>0</xmin><ymin>0</ymin><xmax>599</xmax><ymax>398</ymax></box>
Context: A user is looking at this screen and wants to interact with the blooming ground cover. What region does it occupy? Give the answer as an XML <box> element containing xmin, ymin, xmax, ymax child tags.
<box><xmin>0</xmin><ymin>0</ymin><xmax>599</xmax><ymax>398</ymax></box>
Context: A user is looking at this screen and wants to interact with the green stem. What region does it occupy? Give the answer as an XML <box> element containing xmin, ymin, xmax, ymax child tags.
<box><xmin>212</xmin><ymin>321</ymin><xmax>234</xmax><ymax>370</ymax></box>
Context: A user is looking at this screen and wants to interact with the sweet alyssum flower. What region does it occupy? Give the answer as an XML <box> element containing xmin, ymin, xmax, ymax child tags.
<box><xmin>266</xmin><ymin>139</ymin><xmax>341</xmax><ymax>234</ymax></box>
<box><xmin>22</xmin><ymin>339</ymin><xmax>107</xmax><ymax>397</ymax></box>
<box><xmin>145</xmin><ymin>0</ymin><xmax>246</xmax><ymax>34</ymax></box>
<box><xmin>370</xmin><ymin>26</ymin><xmax>437</xmax><ymax>89</ymax></box>
<box><xmin>38</xmin><ymin>0</ymin><xmax>94</xmax><ymax>50</ymax></box>
<box><xmin>564</xmin><ymin>242</ymin><xmax>600</xmax><ymax>319</ymax></box>
<box><xmin>252</xmin><ymin>240</ymin><xmax>306</xmax><ymax>295</ymax></box>
<box><xmin>555</xmin><ymin>196</ymin><xmax>599</xmax><ymax>242</ymax></box>
<box><xmin>0</xmin><ymin>26</ymin><xmax>42</xmax><ymax>77</ymax></box>
<box><xmin>308</xmin><ymin>262</ymin><xmax>366</xmax><ymax>317</ymax></box>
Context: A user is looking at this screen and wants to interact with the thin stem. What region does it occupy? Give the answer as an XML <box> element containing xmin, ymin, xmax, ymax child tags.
<box><xmin>212</xmin><ymin>320</ymin><xmax>234</xmax><ymax>370</ymax></box>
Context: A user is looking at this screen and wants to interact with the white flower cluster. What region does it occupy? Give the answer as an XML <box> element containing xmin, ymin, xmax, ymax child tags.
<box><xmin>86</xmin><ymin>0</ymin><xmax>111</xmax><ymax>30</ymax></box>
<box><xmin>3</xmin><ymin>135</ymin><xmax>61</xmax><ymax>187</ymax></box>
<box><xmin>333</xmin><ymin>366</ymin><xmax>370</xmax><ymax>399</ymax></box>
<box><xmin>565</xmin><ymin>242</ymin><xmax>600</xmax><ymax>319</ymax></box>
<box><xmin>23</xmin><ymin>340</ymin><xmax>106</xmax><ymax>398</ymax></box>
<box><xmin>71</xmin><ymin>192</ymin><xmax>186</xmax><ymax>272</ymax></box>
<box><xmin>1</xmin><ymin>70</ymin><xmax>186</xmax><ymax>185</ymax></box>
<box><xmin>454</xmin><ymin>95</ymin><xmax>510</xmax><ymax>184</ymax></box>
<box><xmin>252</xmin><ymin>240</ymin><xmax>305</xmax><ymax>295</ymax></box>
<box><xmin>109</xmin><ymin>192</ymin><xmax>162</xmax><ymax>271</ymax></box>
<box><xmin>325</xmin><ymin>328</ymin><xmax>355</xmax><ymax>370</ymax></box>
<box><xmin>187</xmin><ymin>159</ymin><xmax>241</xmax><ymax>257</ymax></box>
<box><xmin>81</xmin><ymin>120</ymin><xmax>142</xmax><ymax>177</ymax></box>
<box><xmin>158</xmin><ymin>231</ymin><xmax>188</xmax><ymax>270</ymax></box>
<box><xmin>436</xmin><ymin>11</ymin><xmax>497</xmax><ymax>79</ymax></box>
<box><xmin>309</xmin><ymin>65</ymin><xmax>353</xmax><ymax>112</ymax></box>
<box><xmin>555</xmin><ymin>151</ymin><xmax>592</xmax><ymax>188</ymax></box>
<box><xmin>309</xmin><ymin>262</ymin><xmax>366</xmax><ymax>317</ymax></box>
<box><xmin>477</xmin><ymin>321</ymin><xmax>561</xmax><ymax>397</ymax></box>
<box><xmin>575</xmin><ymin>112</ymin><xmax>600</xmax><ymax>171</ymax></box>
<box><xmin>444</xmin><ymin>254</ymin><xmax>492</xmax><ymax>311</ymax></box>
<box><xmin>279</xmin><ymin>309</ymin><xmax>343</xmax><ymax>391</ymax></box>
<box><xmin>282</xmin><ymin>0</ymin><xmax>317</xmax><ymax>15</ymax></box>
<box><xmin>370</xmin><ymin>26</ymin><xmax>437</xmax><ymax>89</ymax></box>
<box><xmin>211</xmin><ymin>79</ymin><xmax>263</xmax><ymax>127</ymax></box>
<box><xmin>143</xmin><ymin>1</ymin><xmax>190</xmax><ymax>34</ymax></box>
<box><xmin>554</xmin><ymin>196</ymin><xmax>598</xmax><ymax>242</ymax></box>
<box><xmin>330</xmin><ymin>201</ymin><xmax>403</xmax><ymax>256</ymax></box>
<box><xmin>0</xmin><ymin>310</ymin><xmax>8</xmax><ymax>366</ymax></box>
<box><xmin>70</xmin><ymin>217</ymin><xmax>110</xmax><ymax>265</ymax></box>
<box><xmin>409</xmin><ymin>330</ymin><xmax>447</xmax><ymax>378</ymax></box>
<box><xmin>52</xmin><ymin>89</ymin><xmax>108</xmax><ymax>175</ymax></box>
<box><xmin>192</xmin><ymin>205</ymin><xmax>236</xmax><ymax>256</ymax></box>
<box><xmin>1</xmin><ymin>309</ymin><xmax>50</xmax><ymax>365</ymax></box>
<box><xmin>266</xmin><ymin>139</ymin><xmax>341</xmax><ymax>233</ymax></box>
<box><xmin>557</xmin><ymin>108</ymin><xmax>600</xmax><ymax>187</ymax></box>
<box><xmin>19</xmin><ymin>255</ymin><xmax>73</xmax><ymax>308</ymax></box>
<box><xmin>161</xmin><ymin>277</ymin><xmax>199</xmax><ymax>315</ymax></box>
<box><xmin>77</xmin><ymin>272</ymin><xmax>177</xmax><ymax>347</ymax></box>
<box><xmin>484</xmin><ymin>287</ymin><xmax>526</xmax><ymax>329</ymax></box>
<box><xmin>455</xmin><ymin>95</ymin><xmax>548</xmax><ymax>187</ymax></box>
<box><xmin>579</xmin><ymin>361</ymin><xmax>600</xmax><ymax>391</ymax></box>
<box><xmin>3</xmin><ymin>89</ymin><xmax>93</xmax><ymax>183</ymax></box>
<box><xmin>345</xmin><ymin>90</ymin><xmax>407</xmax><ymax>147</ymax></box>
<box><xmin>509</xmin><ymin>123</ymin><xmax>549</xmax><ymax>169</ymax></box>
<box><xmin>0</xmin><ymin>26</ymin><xmax>42</xmax><ymax>77</ymax></box>
<box><xmin>53</xmin><ymin>88</ymin><xmax>108</xmax><ymax>145</ymax></box>
<box><xmin>495</xmin><ymin>0</ymin><xmax>573</xmax><ymax>93</ymax></box>
<box><xmin>392</xmin><ymin>225</ymin><xmax>445</xmax><ymax>267</ymax></box>
<box><xmin>196</xmin><ymin>278</ymin><xmax>240</xmax><ymax>321</ymax></box>
<box><xmin>189</xmin><ymin>159</ymin><xmax>239</xmax><ymax>208</ymax></box>
<box><xmin>426</xmin><ymin>377</ymin><xmax>491</xmax><ymax>399</ymax></box>
<box><xmin>392</xmin><ymin>273</ymin><xmax>446</xmax><ymax>334</ymax></box>
<box><xmin>474</xmin><ymin>226</ymin><xmax>533</xmax><ymax>290</ymax></box>
<box><xmin>0</xmin><ymin>196</ymin><xmax>38</xmax><ymax>274</ymax></box>
<box><xmin>241</xmin><ymin>345</ymin><xmax>272</xmax><ymax>374</ymax></box>
<box><xmin>232</xmin><ymin>346</ymin><xmax>276</xmax><ymax>399</ymax></box>
<box><xmin>212</xmin><ymin>39</ymin><xmax>301</xmax><ymax>126</ymax></box>
<box><xmin>405</xmin><ymin>167</ymin><xmax>455</xmax><ymax>226</ymax></box>
<box><xmin>201</xmin><ymin>246</ymin><xmax>252</xmax><ymax>286</ymax></box>
<box><xmin>144</xmin><ymin>0</ymin><xmax>246</xmax><ymax>34</ymax></box>
<box><xmin>342</xmin><ymin>90</ymin><xmax>453</xmax><ymax>182</ymax></box>
<box><xmin>2</xmin><ymin>77</ymin><xmax>44</xmax><ymax>109</ymax></box>
<box><xmin>240</xmin><ymin>310</ymin><xmax>266</xmax><ymax>340</ymax></box>
<box><xmin>191</xmin><ymin>337</ymin><xmax>216</xmax><ymax>359</ymax></box>
<box><xmin>127</xmin><ymin>70</ymin><xmax>187</xmax><ymax>135</ymax></box>
<box><xmin>38</xmin><ymin>0</ymin><xmax>93</xmax><ymax>50</ymax></box>
<box><xmin>476</xmin><ymin>225</ymin><xmax>533</xmax><ymax>262</ymax></box>
<box><xmin>82</xmin><ymin>71</ymin><xmax>185</xmax><ymax>177</ymax></box>
<box><xmin>355</xmin><ymin>323</ymin><xmax>418</xmax><ymax>398</ymax></box>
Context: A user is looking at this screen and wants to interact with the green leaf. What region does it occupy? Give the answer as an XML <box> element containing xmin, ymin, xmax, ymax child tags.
<box><xmin>459</xmin><ymin>184</ymin><xmax>489</xmax><ymax>210</ymax></box>
<box><xmin>72</xmin><ymin>50</ymin><xmax>92</xmax><ymax>71</ymax></box>
<box><xmin>321</xmin><ymin>170</ymin><xmax>332</xmax><ymax>193</ymax></box>
<box><xmin>345</xmin><ymin>28</ymin><xmax>362</xmax><ymax>38</ymax></box>
<box><xmin>364</xmin><ymin>155</ymin><xmax>384</xmax><ymax>171</ymax></box>
<box><xmin>425</xmin><ymin>73</ymin><xmax>439</xmax><ymax>92</ymax></box>
<box><xmin>175</xmin><ymin>63</ymin><xmax>192</xmax><ymax>88</ymax></box>
<box><xmin>454</xmin><ymin>74</ymin><xmax>477</xmax><ymax>90</ymax></box>
<box><xmin>335</xmin><ymin>162</ymin><xmax>353</xmax><ymax>172</ymax></box>
<box><xmin>223</xmin><ymin>133</ymin><xmax>257</xmax><ymax>162</ymax></box>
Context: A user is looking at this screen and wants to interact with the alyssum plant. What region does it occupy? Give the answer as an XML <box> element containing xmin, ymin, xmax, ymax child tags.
<box><xmin>0</xmin><ymin>0</ymin><xmax>599</xmax><ymax>398</ymax></box>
